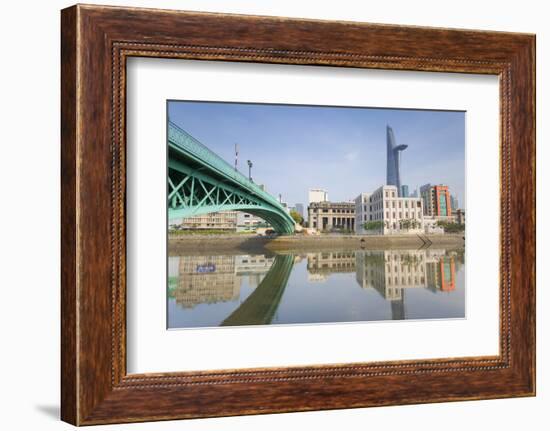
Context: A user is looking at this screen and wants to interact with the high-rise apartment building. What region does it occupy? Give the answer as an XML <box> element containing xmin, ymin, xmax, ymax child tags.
<box><xmin>450</xmin><ymin>195</ymin><xmax>459</xmax><ymax>211</ymax></box>
<box><xmin>293</xmin><ymin>203</ymin><xmax>304</xmax><ymax>218</ymax></box>
<box><xmin>420</xmin><ymin>184</ymin><xmax>452</xmax><ymax>217</ymax></box>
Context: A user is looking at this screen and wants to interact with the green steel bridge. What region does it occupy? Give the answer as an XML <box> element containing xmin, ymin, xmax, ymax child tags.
<box><xmin>168</xmin><ymin>122</ymin><xmax>296</xmax><ymax>234</ymax></box>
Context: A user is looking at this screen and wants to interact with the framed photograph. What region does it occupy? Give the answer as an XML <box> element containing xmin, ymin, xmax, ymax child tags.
<box><xmin>61</xmin><ymin>4</ymin><xmax>535</xmax><ymax>425</ymax></box>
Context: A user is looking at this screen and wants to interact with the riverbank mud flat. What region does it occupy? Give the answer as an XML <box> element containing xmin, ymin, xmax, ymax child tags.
<box><xmin>168</xmin><ymin>233</ymin><xmax>465</xmax><ymax>256</ymax></box>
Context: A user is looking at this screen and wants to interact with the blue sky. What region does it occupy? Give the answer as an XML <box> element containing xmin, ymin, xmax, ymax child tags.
<box><xmin>168</xmin><ymin>101</ymin><xmax>465</xmax><ymax>208</ymax></box>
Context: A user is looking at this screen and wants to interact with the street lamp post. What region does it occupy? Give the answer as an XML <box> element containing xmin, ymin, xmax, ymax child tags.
<box><xmin>247</xmin><ymin>160</ymin><xmax>253</xmax><ymax>181</ymax></box>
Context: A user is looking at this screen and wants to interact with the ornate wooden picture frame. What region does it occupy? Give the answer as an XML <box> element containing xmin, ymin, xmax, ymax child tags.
<box><xmin>61</xmin><ymin>4</ymin><xmax>535</xmax><ymax>425</ymax></box>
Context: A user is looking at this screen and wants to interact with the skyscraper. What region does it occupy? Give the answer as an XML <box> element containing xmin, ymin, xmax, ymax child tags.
<box><xmin>420</xmin><ymin>184</ymin><xmax>452</xmax><ymax>217</ymax></box>
<box><xmin>450</xmin><ymin>195</ymin><xmax>459</xmax><ymax>211</ymax></box>
<box><xmin>294</xmin><ymin>203</ymin><xmax>304</xmax><ymax>218</ymax></box>
<box><xmin>386</xmin><ymin>125</ymin><xmax>408</xmax><ymax>196</ymax></box>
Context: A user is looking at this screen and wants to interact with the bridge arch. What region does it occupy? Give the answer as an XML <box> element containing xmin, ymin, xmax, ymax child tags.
<box><xmin>168</xmin><ymin>122</ymin><xmax>296</xmax><ymax>234</ymax></box>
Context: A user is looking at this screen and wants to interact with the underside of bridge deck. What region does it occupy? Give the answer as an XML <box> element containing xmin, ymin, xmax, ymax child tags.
<box><xmin>167</xmin><ymin>122</ymin><xmax>296</xmax><ymax>234</ymax></box>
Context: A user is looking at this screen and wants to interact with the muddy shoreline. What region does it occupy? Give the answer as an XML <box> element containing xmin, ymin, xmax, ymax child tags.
<box><xmin>168</xmin><ymin>233</ymin><xmax>465</xmax><ymax>256</ymax></box>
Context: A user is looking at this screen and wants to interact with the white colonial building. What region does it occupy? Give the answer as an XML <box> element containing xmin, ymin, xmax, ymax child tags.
<box><xmin>355</xmin><ymin>185</ymin><xmax>425</xmax><ymax>235</ymax></box>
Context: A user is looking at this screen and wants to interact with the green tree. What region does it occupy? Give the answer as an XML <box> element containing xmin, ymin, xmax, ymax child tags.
<box><xmin>436</xmin><ymin>220</ymin><xmax>465</xmax><ymax>233</ymax></box>
<box><xmin>363</xmin><ymin>221</ymin><xmax>384</xmax><ymax>231</ymax></box>
<box><xmin>289</xmin><ymin>209</ymin><xmax>304</xmax><ymax>225</ymax></box>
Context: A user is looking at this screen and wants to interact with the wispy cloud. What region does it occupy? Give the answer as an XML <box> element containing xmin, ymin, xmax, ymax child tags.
<box><xmin>344</xmin><ymin>150</ymin><xmax>360</xmax><ymax>162</ymax></box>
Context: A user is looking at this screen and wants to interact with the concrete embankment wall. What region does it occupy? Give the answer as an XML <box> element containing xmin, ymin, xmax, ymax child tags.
<box><xmin>168</xmin><ymin>233</ymin><xmax>465</xmax><ymax>255</ymax></box>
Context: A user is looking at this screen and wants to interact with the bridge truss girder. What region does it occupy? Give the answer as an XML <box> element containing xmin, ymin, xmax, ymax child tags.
<box><xmin>168</xmin><ymin>158</ymin><xmax>295</xmax><ymax>234</ymax></box>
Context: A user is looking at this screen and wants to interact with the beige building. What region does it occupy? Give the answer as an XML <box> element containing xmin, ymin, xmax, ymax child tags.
<box><xmin>174</xmin><ymin>211</ymin><xmax>237</xmax><ymax>231</ymax></box>
<box><xmin>307</xmin><ymin>201</ymin><xmax>355</xmax><ymax>231</ymax></box>
<box><xmin>236</xmin><ymin>212</ymin><xmax>268</xmax><ymax>232</ymax></box>
<box><xmin>354</xmin><ymin>185</ymin><xmax>424</xmax><ymax>235</ymax></box>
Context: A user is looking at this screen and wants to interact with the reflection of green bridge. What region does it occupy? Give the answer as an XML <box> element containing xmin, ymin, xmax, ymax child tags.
<box><xmin>168</xmin><ymin>122</ymin><xmax>296</xmax><ymax>234</ymax></box>
<box><xmin>222</xmin><ymin>255</ymin><xmax>294</xmax><ymax>326</ymax></box>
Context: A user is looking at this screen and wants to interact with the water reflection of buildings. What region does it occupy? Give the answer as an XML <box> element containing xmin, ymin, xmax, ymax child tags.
<box><xmin>425</xmin><ymin>249</ymin><xmax>457</xmax><ymax>293</ymax></box>
<box><xmin>172</xmin><ymin>255</ymin><xmax>274</xmax><ymax>309</ymax></box>
<box><xmin>358</xmin><ymin>249</ymin><xmax>461</xmax><ymax>319</ymax></box>
<box><xmin>303</xmin><ymin>249</ymin><xmax>461</xmax><ymax>320</ymax></box>
<box><xmin>306</xmin><ymin>251</ymin><xmax>356</xmax><ymax>282</ymax></box>
<box><xmin>235</xmin><ymin>255</ymin><xmax>275</xmax><ymax>287</ymax></box>
<box><xmin>171</xmin><ymin>250</ymin><xmax>462</xmax><ymax>319</ymax></box>
<box><xmin>356</xmin><ymin>250</ymin><xmax>428</xmax><ymax>300</ymax></box>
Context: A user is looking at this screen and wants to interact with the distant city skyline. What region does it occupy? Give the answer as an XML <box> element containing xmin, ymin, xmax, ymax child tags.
<box><xmin>168</xmin><ymin>101</ymin><xmax>465</xmax><ymax>208</ymax></box>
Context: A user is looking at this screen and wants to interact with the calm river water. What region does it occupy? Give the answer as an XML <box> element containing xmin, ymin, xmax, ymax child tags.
<box><xmin>167</xmin><ymin>247</ymin><xmax>465</xmax><ymax>329</ymax></box>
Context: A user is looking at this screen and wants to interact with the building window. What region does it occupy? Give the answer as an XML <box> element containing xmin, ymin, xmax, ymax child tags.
<box><xmin>385</xmin><ymin>191</ymin><xmax>388</xmax><ymax>198</ymax></box>
<box><xmin>392</xmin><ymin>191</ymin><xmax>395</xmax><ymax>198</ymax></box>
<box><xmin>439</xmin><ymin>193</ymin><xmax>448</xmax><ymax>215</ymax></box>
<box><xmin>386</xmin><ymin>211</ymin><xmax>389</xmax><ymax>219</ymax></box>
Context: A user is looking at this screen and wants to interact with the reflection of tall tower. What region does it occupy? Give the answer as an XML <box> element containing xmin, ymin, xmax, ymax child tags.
<box><xmin>386</xmin><ymin>125</ymin><xmax>408</xmax><ymax>196</ymax></box>
<box><xmin>355</xmin><ymin>250</ymin><xmax>429</xmax><ymax>321</ymax></box>
<box><xmin>390</xmin><ymin>293</ymin><xmax>405</xmax><ymax>320</ymax></box>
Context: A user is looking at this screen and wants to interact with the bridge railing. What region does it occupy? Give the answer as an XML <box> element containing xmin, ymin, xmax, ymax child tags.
<box><xmin>168</xmin><ymin>122</ymin><xmax>285</xmax><ymax>210</ymax></box>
